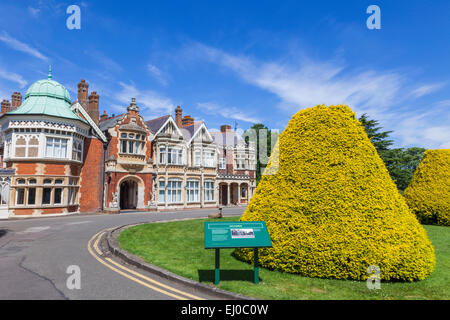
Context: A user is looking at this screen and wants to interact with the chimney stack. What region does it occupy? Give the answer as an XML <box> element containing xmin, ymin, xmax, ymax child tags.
<box><xmin>220</xmin><ymin>125</ymin><xmax>232</xmax><ymax>133</ymax></box>
<box><xmin>100</xmin><ymin>110</ymin><xmax>108</xmax><ymax>122</ymax></box>
<box><xmin>77</xmin><ymin>79</ymin><xmax>89</xmax><ymax>110</ymax></box>
<box><xmin>1</xmin><ymin>100</ymin><xmax>11</xmax><ymax>114</ymax></box>
<box><xmin>175</xmin><ymin>106</ymin><xmax>182</xmax><ymax>128</ymax></box>
<box><xmin>182</xmin><ymin>115</ymin><xmax>194</xmax><ymax>127</ymax></box>
<box><xmin>88</xmin><ymin>91</ymin><xmax>100</xmax><ymax>124</ymax></box>
<box><xmin>11</xmin><ymin>92</ymin><xmax>22</xmax><ymax>111</ymax></box>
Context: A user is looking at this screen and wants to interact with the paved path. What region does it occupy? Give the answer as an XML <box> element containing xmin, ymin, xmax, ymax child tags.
<box><xmin>0</xmin><ymin>207</ymin><xmax>245</xmax><ymax>300</ymax></box>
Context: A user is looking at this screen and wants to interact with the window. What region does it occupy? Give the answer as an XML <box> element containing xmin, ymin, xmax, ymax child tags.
<box><xmin>167</xmin><ymin>180</ymin><xmax>182</xmax><ymax>203</ymax></box>
<box><xmin>68</xmin><ymin>178</ymin><xmax>79</xmax><ymax>205</ymax></box>
<box><xmin>16</xmin><ymin>188</ymin><xmax>25</xmax><ymax>205</ymax></box>
<box><xmin>202</xmin><ymin>152</ymin><xmax>215</xmax><ymax>167</ymax></box>
<box><xmin>167</xmin><ymin>148</ymin><xmax>182</xmax><ymax>165</ymax></box>
<box><xmin>194</xmin><ymin>151</ymin><xmax>201</xmax><ymax>166</ymax></box>
<box><xmin>72</xmin><ymin>141</ymin><xmax>83</xmax><ymax>161</ymax></box>
<box><xmin>54</xmin><ymin>188</ymin><xmax>62</xmax><ymax>204</ymax></box>
<box><xmin>186</xmin><ymin>180</ymin><xmax>199</xmax><ymax>202</ymax></box>
<box><xmin>236</xmin><ymin>154</ymin><xmax>245</xmax><ymax>169</ymax></box>
<box><xmin>45</xmin><ymin>137</ymin><xmax>68</xmax><ymax>159</ymax></box>
<box><xmin>42</xmin><ymin>188</ymin><xmax>52</xmax><ymax>205</ymax></box>
<box><xmin>159</xmin><ymin>147</ymin><xmax>166</xmax><ymax>164</ymax></box>
<box><xmin>219</xmin><ymin>157</ymin><xmax>226</xmax><ymax>169</ymax></box>
<box><xmin>120</xmin><ymin>132</ymin><xmax>145</xmax><ymax>155</ymax></box>
<box><xmin>204</xmin><ymin>181</ymin><xmax>214</xmax><ymax>201</ymax></box>
<box><xmin>14</xmin><ymin>136</ymin><xmax>26</xmax><ymax>157</ymax></box>
<box><xmin>158</xmin><ymin>180</ymin><xmax>165</xmax><ymax>203</ymax></box>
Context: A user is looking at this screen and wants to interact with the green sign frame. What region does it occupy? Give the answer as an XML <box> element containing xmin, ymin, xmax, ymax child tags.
<box><xmin>204</xmin><ymin>221</ymin><xmax>272</xmax><ymax>284</ymax></box>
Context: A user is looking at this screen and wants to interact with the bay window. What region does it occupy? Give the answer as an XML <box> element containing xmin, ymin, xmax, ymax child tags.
<box><xmin>202</xmin><ymin>151</ymin><xmax>215</xmax><ymax>167</ymax></box>
<box><xmin>120</xmin><ymin>132</ymin><xmax>145</xmax><ymax>155</ymax></box>
<box><xmin>45</xmin><ymin>137</ymin><xmax>68</xmax><ymax>159</ymax></box>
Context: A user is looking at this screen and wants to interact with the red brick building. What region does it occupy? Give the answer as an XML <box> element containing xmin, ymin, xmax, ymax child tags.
<box><xmin>0</xmin><ymin>71</ymin><xmax>256</xmax><ymax>219</ymax></box>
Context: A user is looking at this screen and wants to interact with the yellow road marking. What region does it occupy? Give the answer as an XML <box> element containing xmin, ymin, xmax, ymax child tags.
<box><xmin>87</xmin><ymin>229</ymin><xmax>203</xmax><ymax>300</ymax></box>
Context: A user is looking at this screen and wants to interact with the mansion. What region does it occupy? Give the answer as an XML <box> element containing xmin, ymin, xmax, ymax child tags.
<box><xmin>0</xmin><ymin>71</ymin><xmax>256</xmax><ymax>219</ymax></box>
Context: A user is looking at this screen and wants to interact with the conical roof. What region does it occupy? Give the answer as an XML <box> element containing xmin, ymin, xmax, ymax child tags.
<box><xmin>235</xmin><ymin>104</ymin><xmax>435</xmax><ymax>281</ymax></box>
<box><xmin>7</xmin><ymin>68</ymin><xmax>85</xmax><ymax>122</ymax></box>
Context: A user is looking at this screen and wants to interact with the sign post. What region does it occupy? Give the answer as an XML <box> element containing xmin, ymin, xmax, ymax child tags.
<box><xmin>204</xmin><ymin>221</ymin><xmax>272</xmax><ymax>285</ymax></box>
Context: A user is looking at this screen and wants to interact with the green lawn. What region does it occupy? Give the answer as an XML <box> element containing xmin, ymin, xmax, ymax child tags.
<box><xmin>118</xmin><ymin>217</ymin><xmax>449</xmax><ymax>300</ymax></box>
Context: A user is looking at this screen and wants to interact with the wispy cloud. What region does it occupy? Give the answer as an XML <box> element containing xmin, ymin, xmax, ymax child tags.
<box><xmin>114</xmin><ymin>82</ymin><xmax>175</xmax><ymax>118</ymax></box>
<box><xmin>84</xmin><ymin>49</ymin><xmax>123</xmax><ymax>73</ymax></box>
<box><xmin>28</xmin><ymin>6</ymin><xmax>40</xmax><ymax>17</ymax></box>
<box><xmin>0</xmin><ymin>31</ymin><xmax>48</xmax><ymax>61</ymax></box>
<box><xmin>197</xmin><ymin>102</ymin><xmax>261</xmax><ymax>124</ymax></box>
<box><xmin>0</xmin><ymin>68</ymin><xmax>27</xmax><ymax>88</ymax></box>
<box><xmin>184</xmin><ymin>43</ymin><xmax>449</xmax><ymax>148</ymax></box>
<box><xmin>410</xmin><ymin>83</ymin><xmax>446</xmax><ymax>98</ymax></box>
<box><xmin>147</xmin><ymin>63</ymin><xmax>169</xmax><ymax>85</ymax></box>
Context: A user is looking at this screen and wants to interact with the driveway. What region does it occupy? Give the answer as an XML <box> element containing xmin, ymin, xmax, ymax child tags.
<box><xmin>0</xmin><ymin>207</ymin><xmax>245</xmax><ymax>300</ymax></box>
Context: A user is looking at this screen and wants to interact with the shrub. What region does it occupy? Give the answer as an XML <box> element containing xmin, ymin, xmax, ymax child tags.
<box><xmin>404</xmin><ymin>149</ymin><xmax>450</xmax><ymax>226</ymax></box>
<box><xmin>235</xmin><ymin>105</ymin><xmax>435</xmax><ymax>281</ymax></box>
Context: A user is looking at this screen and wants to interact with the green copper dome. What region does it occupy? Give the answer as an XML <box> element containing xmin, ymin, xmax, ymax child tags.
<box><xmin>8</xmin><ymin>68</ymin><xmax>86</xmax><ymax>123</ymax></box>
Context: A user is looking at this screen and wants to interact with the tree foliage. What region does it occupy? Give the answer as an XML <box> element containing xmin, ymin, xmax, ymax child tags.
<box><xmin>358</xmin><ymin>114</ymin><xmax>425</xmax><ymax>191</ymax></box>
<box><xmin>235</xmin><ymin>104</ymin><xmax>435</xmax><ymax>281</ymax></box>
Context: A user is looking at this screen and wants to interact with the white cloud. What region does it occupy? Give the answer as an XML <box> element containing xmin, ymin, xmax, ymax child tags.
<box><xmin>410</xmin><ymin>83</ymin><xmax>445</xmax><ymax>98</ymax></box>
<box><xmin>186</xmin><ymin>43</ymin><xmax>450</xmax><ymax>148</ymax></box>
<box><xmin>114</xmin><ymin>82</ymin><xmax>175</xmax><ymax>118</ymax></box>
<box><xmin>85</xmin><ymin>49</ymin><xmax>122</xmax><ymax>73</ymax></box>
<box><xmin>0</xmin><ymin>68</ymin><xmax>27</xmax><ymax>88</ymax></box>
<box><xmin>197</xmin><ymin>102</ymin><xmax>261</xmax><ymax>124</ymax></box>
<box><xmin>147</xmin><ymin>64</ymin><xmax>169</xmax><ymax>85</ymax></box>
<box><xmin>28</xmin><ymin>6</ymin><xmax>40</xmax><ymax>17</ymax></box>
<box><xmin>0</xmin><ymin>31</ymin><xmax>48</xmax><ymax>61</ymax></box>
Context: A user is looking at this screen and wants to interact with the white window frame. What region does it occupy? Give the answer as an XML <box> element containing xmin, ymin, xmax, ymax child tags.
<box><xmin>167</xmin><ymin>179</ymin><xmax>182</xmax><ymax>203</ymax></box>
<box><xmin>186</xmin><ymin>180</ymin><xmax>199</xmax><ymax>203</ymax></box>
<box><xmin>204</xmin><ymin>180</ymin><xmax>214</xmax><ymax>201</ymax></box>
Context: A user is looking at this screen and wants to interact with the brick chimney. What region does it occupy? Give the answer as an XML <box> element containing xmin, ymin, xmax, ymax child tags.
<box><xmin>100</xmin><ymin>110</ymin><xmax>108</xmax><ymax>122</ymax></box>
<box><xmin>77</xmin><ymin>79</ymin><xmax>89</xmax><ymax>110</ymax></box>
<box><xmin>175</xmin><ymin>106</ymin><xmax>182</xmax><ymax>128</ymax></box>
<box><xmin>182</xmin><ymin>115</ymin><xmax>194</xmax><ymax>127</ymax></box>
<box><xmin>220</xmin><ymin>125</ymin><xmax>232</xmax><ymax>133</ymax></box>
<box><xmin>11</xmin><ymin>92</ymin><xmax>22</xmax><ymax>111</ymax></box>
<box><xmin>88</xmin><ymin>91</ymin><xmax>100</xmax><ymax>124</ymax></box>
<box><xmin>1</xmin><ymin>100</ymin><xmax>11</xmax><ymax>114</ymax></box>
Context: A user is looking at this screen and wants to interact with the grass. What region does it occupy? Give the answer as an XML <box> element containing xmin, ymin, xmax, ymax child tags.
<box><xmin>118</xmin><ymin>217</ymin><xmax>449</xmax><ymax>300</ymax></box>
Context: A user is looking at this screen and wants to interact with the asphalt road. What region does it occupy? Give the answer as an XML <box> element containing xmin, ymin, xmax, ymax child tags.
<box><xmin>0</xmin><ymin>207</ymin><xmax>245</xmax><ymax>300</ymax></box>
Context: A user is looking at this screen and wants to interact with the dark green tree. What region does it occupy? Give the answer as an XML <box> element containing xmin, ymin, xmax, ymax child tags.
<box><xmin>358</xmin><ymin>114</ymin><xmax>425</xmax><ymax>191</ymax></box>
<box><xmin>358</xmin><ymin>113</ymin><xmax>394</xmax><ymax>153</ymax></box>
<box><xmin>243</xmin><ymin>123</ymin><xmax>278</xmax><ymax>184</ymax></box>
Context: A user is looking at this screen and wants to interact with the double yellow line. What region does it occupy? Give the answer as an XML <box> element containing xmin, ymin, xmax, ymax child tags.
<box><xmin>87</xmin><ymin>229</ymin><xmax>205</xmax><ymax>300</ymax></box>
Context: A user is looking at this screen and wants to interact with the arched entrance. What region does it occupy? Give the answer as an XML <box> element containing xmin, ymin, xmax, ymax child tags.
<box><xmin>119</xmin><ymin>179</ymin><xmax>138</xmax><ymax>210</ymax></box>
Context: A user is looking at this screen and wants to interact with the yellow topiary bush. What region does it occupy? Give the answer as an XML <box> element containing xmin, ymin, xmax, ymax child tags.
<box><xmin>235</xmin><ymin>105</ymin><xmax>435</xmax><ymax>281</ymax></box>
<box><xmin>404</xmin><ymin>149</ymin><xmax>450</xmax><ymax>226</ymax></box>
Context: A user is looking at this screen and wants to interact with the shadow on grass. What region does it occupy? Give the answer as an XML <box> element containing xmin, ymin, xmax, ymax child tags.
<box><xmin>198</xmin><ymin>269</ymin><xmax>259</xmax><ymax>283</ymax></box>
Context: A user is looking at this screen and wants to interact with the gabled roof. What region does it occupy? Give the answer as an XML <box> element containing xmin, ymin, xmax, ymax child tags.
<box><xmin>181</xmin><ymin>121</ymin><xmax>214</xmax><ymax>144</ymax></box>
<box><xmin>145</xmin><ymin>115</ymin><xmax>170</xmax><ymax>134</ymax></box>
<box><xmin>70</xmin><ymin>102</ymin><xmax>107</xmax><ymax>142</ymax></box>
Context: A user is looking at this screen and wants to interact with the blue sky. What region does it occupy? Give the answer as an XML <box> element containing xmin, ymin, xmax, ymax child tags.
<box><xmin>0</xmin><ymin>0</ymin><xmax>449</xmax><ymax>148</ymax></box>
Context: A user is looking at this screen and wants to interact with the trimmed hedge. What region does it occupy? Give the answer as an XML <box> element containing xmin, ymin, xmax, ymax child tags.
<box><xmin>404</xmin><ymin>149</ymin><xmax>450</xmax><ymax>226</ymax></box>
<box><xmin>235</xmin><ymin>105</ymin><xmax>435</xmax><ymax>281</ymax></box>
